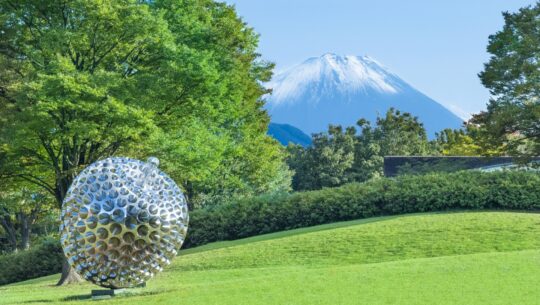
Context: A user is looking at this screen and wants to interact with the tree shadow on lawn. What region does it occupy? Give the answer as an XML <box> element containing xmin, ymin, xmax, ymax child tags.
<box><xmin>62</xmin><ymin>294</ymin><xmax>92</xmax><ymax>301</ymax></box>
<box><xmin>16</xmin><ymin>295</ymin><xmax>91</xmax><ymax>303</ymax></box>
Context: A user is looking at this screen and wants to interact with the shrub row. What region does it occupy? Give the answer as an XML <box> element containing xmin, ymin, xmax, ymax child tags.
<box><xmin>1</xmin><ymin>171</ymin><xmax>538</xmax><ymax>285</ymax></box>
<box><xmin>184</xmin><ymin>170</ymin><xmax>540</xmax><ymax>248</ymax></box>
<box><xmin>0</xmin><ymin>238</ymin><xmax>63</xmax><ymax>285</ymax></box>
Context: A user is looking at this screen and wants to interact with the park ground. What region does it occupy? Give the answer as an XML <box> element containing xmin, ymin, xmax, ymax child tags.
<box><xmin>1</xmin><ymin>211</ymin><xmax>539</xmax><ymax>305</ymax></box>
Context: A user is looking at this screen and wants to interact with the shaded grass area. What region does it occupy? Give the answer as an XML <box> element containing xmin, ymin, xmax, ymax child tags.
<box><xmin>180</xmin><ymin>213</ymin><xmax>401</xmax><ymax>255</ymax></box>
<box><xmin>1</xmin><ymin>212</ymin><xmax>539</xmax><ymax>305</ymax></box>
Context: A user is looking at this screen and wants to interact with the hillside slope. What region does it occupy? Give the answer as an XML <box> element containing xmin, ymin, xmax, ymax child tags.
<box><xmin>2</xmin><ymin>212</ymin><xmax>539</xmax><ymax>305</ymax></box>
<box><xmin>266</xmin><ymin>53</ymin><xmax>464</xmax><ymax>137</ymax></box>
<box><xmin>268</xmin><ymin>122</ymin><xmax>312</xmax><ymax>146</ymax></box>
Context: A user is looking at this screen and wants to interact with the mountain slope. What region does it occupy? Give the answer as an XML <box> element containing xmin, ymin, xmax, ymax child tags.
<box><xmin>266</xmin><ymin>53</ymin><xmax>464</xmax><ymax>137</ymax></box>
<box><xmin>268</xmin><ymin>123</ymin><xmax>312</xmax><ymax>147</ymax></box>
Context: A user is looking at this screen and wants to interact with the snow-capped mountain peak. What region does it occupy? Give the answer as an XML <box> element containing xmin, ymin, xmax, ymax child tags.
<box><xmin>268</xmin><ymin>53</ymin><xmax>402</xmax><ymax>106</ymax></box>
<box><xmin>265</xmin><ymin>53</ymin><xmax>463</xmax><ymax>137</ymax></box>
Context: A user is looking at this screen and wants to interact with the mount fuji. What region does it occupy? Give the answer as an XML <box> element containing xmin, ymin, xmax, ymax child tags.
<box><xmin>265</xmin><ymin>53</ymin><xmax>463</xmax><ymax>140</ymax></box>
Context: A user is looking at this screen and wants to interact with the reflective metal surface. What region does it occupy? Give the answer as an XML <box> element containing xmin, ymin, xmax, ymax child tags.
<box><xmin>60</xmin><ymin>157</ymin><xmax>189</xmax><ymax>288</ymax></box>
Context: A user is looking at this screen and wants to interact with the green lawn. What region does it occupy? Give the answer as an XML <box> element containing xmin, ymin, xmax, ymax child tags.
<box><xmin>1</xmin><ymin>211</ymin><xmax>540</xmax><ymax>305</ymax></box>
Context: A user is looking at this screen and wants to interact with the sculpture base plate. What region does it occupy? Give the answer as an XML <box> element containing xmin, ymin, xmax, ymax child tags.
<box><xmin>91</xmin><ymin>283</ymin><xmax>146</xmax><ymax>300</ymax></box>
<box><xmin>91</xmin><ymin>289</ymin><xmax>128</xmax><ymax>300</ymax></box>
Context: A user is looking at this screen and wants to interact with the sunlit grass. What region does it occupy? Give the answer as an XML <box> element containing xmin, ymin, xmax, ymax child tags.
<box><xmin>1</xmin><ymin>211</ymin><xmax>539</xmax><ymax>305</ymax></box>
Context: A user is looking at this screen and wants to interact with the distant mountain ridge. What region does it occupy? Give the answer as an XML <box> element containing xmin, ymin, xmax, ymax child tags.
<box><xmin>265</xmin><ymin>53</ymin><xmax>463</xmax><ymax>138</ymax></box>
<box><xmin>268</xmin><ymin>123</ymin><xmax>312</xmax><ymax>147</ymax></box>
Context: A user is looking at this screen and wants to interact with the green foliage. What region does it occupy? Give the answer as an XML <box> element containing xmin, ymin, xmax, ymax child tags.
<box><xmin>0</xmin><ymin>237</ymin><xmax>63</xmax><ymax>285</ymax></box>
<box><xmin>365</xmin><ymin>108</ymin><xmax>432</xmax><ymax>156</ymax></box>
<box><xmin>435</xmin><ymin>129</ymin><xmax>483</xmax><ymax>156</ymax></box>
<box><xmin>434</xmin><ymin>123</ymin><xmax>506</xmax><ymax>156</ymax></box>
<box><xmin>351</xmin><ymin>108</ymin><xmax>433</xmax><ymax>181</ymax></box>
<box><xmin>0</xmin><ymin>183</ymin><xmax>55</xmax><ymax>252</ymax></box>
<box><xmin>478</xmin><ymin>2</ymin><xmax>540</xmax><ymax>157</ymax></box>
<box><xmin>184</xmin><ymin>171</ymin><xmax>540</xmax><ymax>248</ymax></box>
<box><xmin>0</xmin><ymin>0</ymin><xmax>289</xmax><ymax>209</ymax></box>
<box><xmin>141</xmin><ymin>0</ymin><xmax>292</xmax><ymax>206</ymax></box>
<box><xmin>287</xmin><ymin>125</ymin><xmax>356</xmax><ymax>190</ymax></box>
<box><xmin>287</xmin><ymin>108</ymin><xmax>434</xmax><ymax>191</ymax></box>
<box><xmin>351</xmin><ymin>121</ymin><xmax>384</xmax><ymax>182</ymax></box>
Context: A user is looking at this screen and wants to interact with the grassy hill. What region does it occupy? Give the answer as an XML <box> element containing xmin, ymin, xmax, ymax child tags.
<box><xmin>1</xmin><ymin>211</ymin><xmax>540</xmax><ymax>305</ymax></box>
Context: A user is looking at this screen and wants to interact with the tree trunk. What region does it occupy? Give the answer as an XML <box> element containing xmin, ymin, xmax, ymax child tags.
<box><xmin>56</xmin><ymin>257</ymin><xmax>83</xmax><ymax>286</ymax></box>
<box><xmin>18</xmin><ymin>213</ymin><xmax>31</xmax><ymax>250</ymax></box>
<box><xmin>0</xmin><ymin>215</ymin><xmax>17</xmax><ymax>252</ymax></box>
<box><xmin>55</xmin><ymin>175</ymin><xmax>84</xmax><ymax>286</ymax></box>
<box><xmin>184</xmin><ymin>180</ymin><xmax>195</xmax><ymax>211</ymax></box>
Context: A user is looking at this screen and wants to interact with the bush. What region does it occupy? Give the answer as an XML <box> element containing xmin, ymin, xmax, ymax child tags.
<box><xmin>184</xmin><ymin>171</ymin><xmax>540</xmax><ymax>248</ymax></box>
<box><xmin>2</xmin><ymin>171</ymin><xmax>538</xmax><ymax>285</ymax></box>
<box><xmin>0</xmin><ymin>237</ymin><xmax>63</xmax><ymax>285</ymax></box>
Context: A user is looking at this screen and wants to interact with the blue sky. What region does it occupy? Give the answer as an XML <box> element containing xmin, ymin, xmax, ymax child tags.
<box><xmin>224</xmin><ymin>0</ymin><xmax>536</xmax><ymax>118</ymax></box>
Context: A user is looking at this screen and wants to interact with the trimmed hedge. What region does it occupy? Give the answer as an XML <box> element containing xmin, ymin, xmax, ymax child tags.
<box><xmin>184</xmin><ymin>171</ymin><xmax>540</xmax><ymax>248</ymax></box>
<box><xmin>1</xmin><ymin>171</ymin><xmax>538</xmax><ymax>285</ymax></box>
<box><xmin>0</xmin><ymin>238</ymin><xmax>63</xmax><ymax>285</ymax></box>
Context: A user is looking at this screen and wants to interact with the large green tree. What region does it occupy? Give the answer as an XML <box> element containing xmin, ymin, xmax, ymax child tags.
<box><xmin>478</xmin><ymin>2</ymin><xmax>540</xmax><ymax>157</ymax></box>
<box><xmin>351</xmin><ymin>108</ymin><xmax>433</xmax><ymax>180</ymax></box>
<box><xmin>287</xmin><ymin>125</ymin><xmax>355</xmax><ymax>191</ymax></box>
<box><xmin>0</xmin><ymin>0</ymin><xmax>289</xmax><ymax>284</ymax></box>
<box><xmin>368</xmin><ymin>108</ymin><xmax>431</xmax><ymax>156</ymax></box>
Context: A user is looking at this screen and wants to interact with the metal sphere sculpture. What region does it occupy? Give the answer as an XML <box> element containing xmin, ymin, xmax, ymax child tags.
<box><xmin>60</xmin><ymin>157</ymin><xmax>189</xmax><ymax>288</ymax></box>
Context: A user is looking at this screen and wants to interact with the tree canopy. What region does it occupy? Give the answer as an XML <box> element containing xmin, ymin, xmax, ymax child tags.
<box><xmin>478</xmin><ymin>2</ymin><xmax>540</xmax><ymax>157</ymax></box>
<box><xmin>434</xmin><ymin>121</ymin><xmax>505</xmax><ymax>157</ymax></box>
<box><xmin>0</xmin><ymin>0</ymin><xmax>290</xmax><ymax>210</ymax></box>
<box><xmin>287</xmin><ymin>125</ymin><xmax>356</xmax><ymax>191</ymax></box>
<box><xmin>0</xmin><ymin>183</ymin><xmax>53</xmax><ymax>252</ymax></box>
<box><xmin>287</xmin><ymin>108</ymin><xmax>434</xmax><ymax>191</ymax></box>
<box><xmin>0</xmin><ymin>0</ymin><xmax>291</xmax><ymax>284</ymax></box>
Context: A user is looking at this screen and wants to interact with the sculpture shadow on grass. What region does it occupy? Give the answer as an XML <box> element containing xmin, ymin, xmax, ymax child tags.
<box><xmin>59</xmin><ymin>289</ymin><xmax>167</xmax><ymax>302</ymax></box>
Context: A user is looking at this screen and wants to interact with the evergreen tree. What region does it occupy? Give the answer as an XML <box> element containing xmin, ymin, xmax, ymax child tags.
<box><xmin>478</xmin><ymin>2</ymin><xmax>540</xmax><ymax>157</ymax></box>
<box><xmin>350</xmin><ymin>108</ymin><xmax>433</xmax><ymax>181</ymax></box>
<box><xmin>288</xmin><ymin>109</ymin><xmax>433</xmax><ymax>190</ymax></box>
<box><xmin>351</xmin><ymin>119</ymin><xmax>384</xmax><ymax>182</ymax></box>
<box><xmin>287</xmin><ymin>125</ymin><xmax>355</xmax><ymax>190</ymax></box>
<box><xmin>372</xmin><ymin>108</ymin><xmax>431</xmax><ymax>156</ymax></box>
